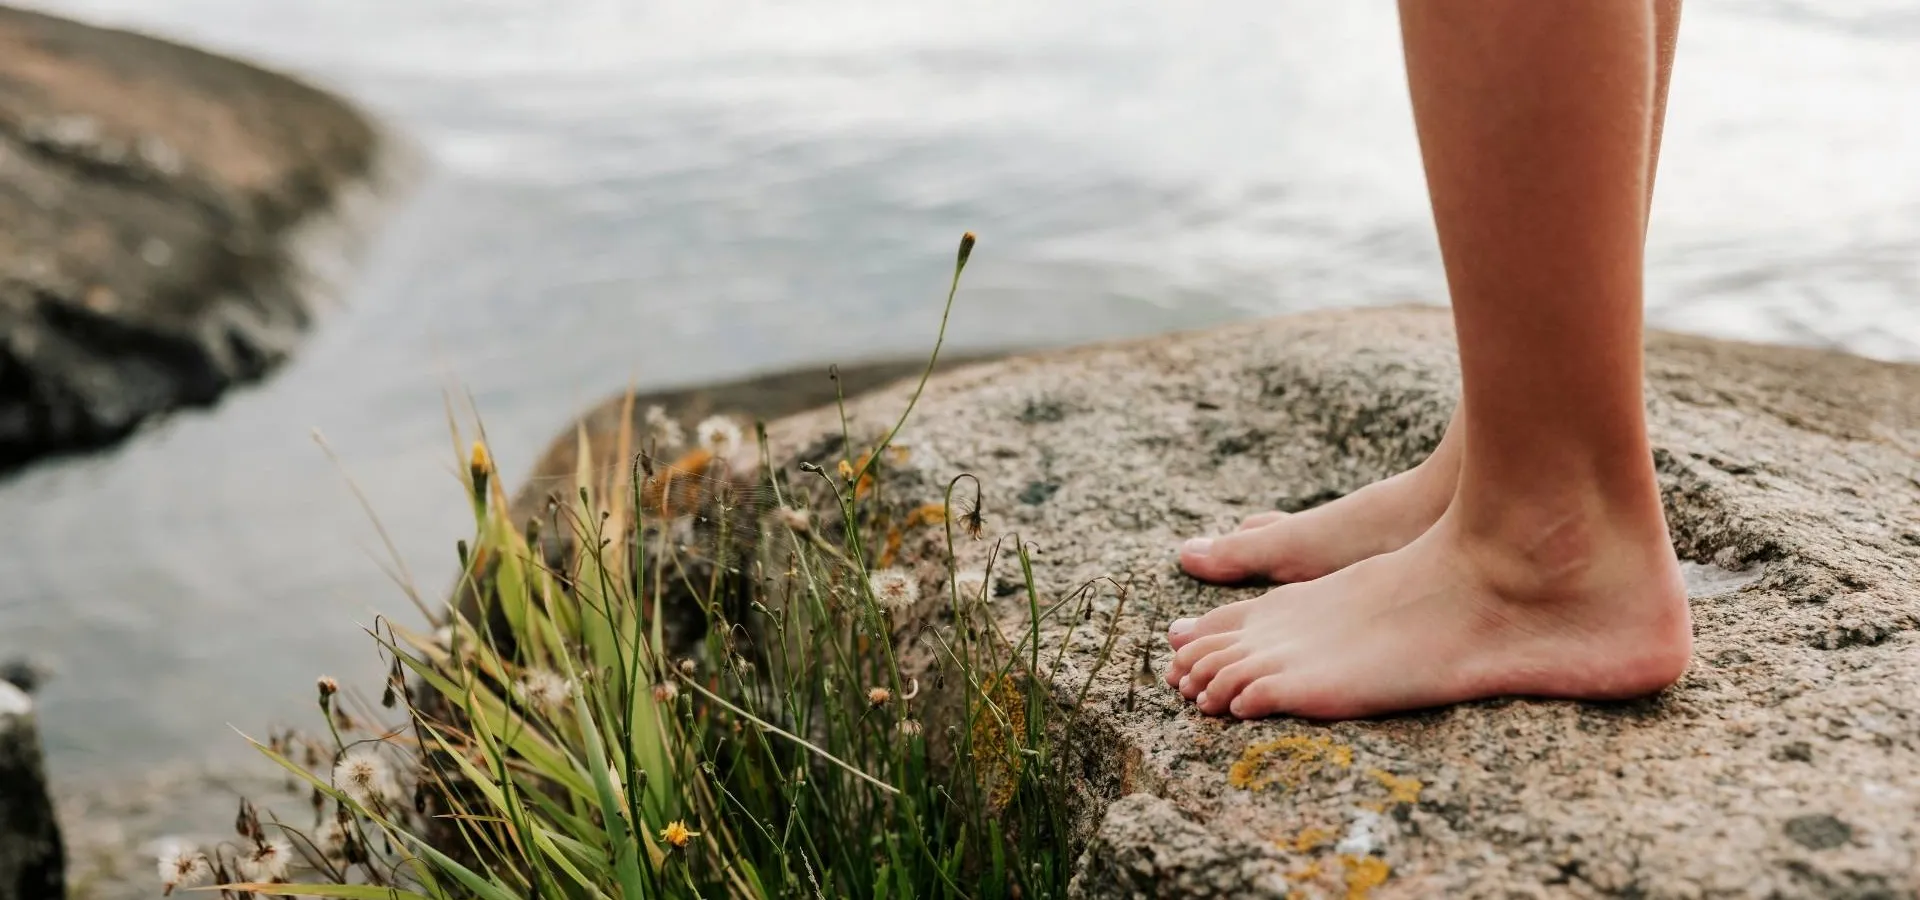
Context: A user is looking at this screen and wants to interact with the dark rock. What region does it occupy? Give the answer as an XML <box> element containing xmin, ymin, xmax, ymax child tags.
<box><xmin>1784</xmin><ymin>814</ymin><xmax>1853</xmax><ymax>851</ymax></box>
<box><xmin>0</xmin><ymin>681</ymin><xmax>63</xmax><ymax>900</ymax></box>
<box><xmin>0</xmin><ymin>6</ymin><xmax>383</xmax><ymax>473</ymax></box>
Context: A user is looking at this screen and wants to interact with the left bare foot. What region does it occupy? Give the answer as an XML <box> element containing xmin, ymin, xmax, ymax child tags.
<box><xmin>1163</xmin><ymin>502</ymin><xmax>1691</xmax><ymax>719</ymax></box>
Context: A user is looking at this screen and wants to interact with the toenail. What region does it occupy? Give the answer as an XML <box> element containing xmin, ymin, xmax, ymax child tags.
<box><xmin>1182</xmin><ymin>538</ymin><xmax>1213</xmax><ymax>556</ymax></box>
<box><xmin>1169</xmin><ymin>617</ymin><xmax>1197</xmax><ymax>635</ymax></box>
<box><xmin>1196</xmin><ymin>691</ymin><xmax>1209</xmax><ymax>708</ymax></box>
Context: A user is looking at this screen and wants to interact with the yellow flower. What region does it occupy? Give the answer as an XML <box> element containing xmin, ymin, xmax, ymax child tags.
<box><xmin>659</xmin><ymin>820</ymin><xmax>700</xmax><ymax>848</ymax></box>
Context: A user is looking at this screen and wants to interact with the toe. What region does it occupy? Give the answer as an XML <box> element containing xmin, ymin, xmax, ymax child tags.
<box><xmin>1168</xmin><ymin>595</ymin><xmax>1262</xmax><ymax>649</ymax></box>
<box><xmin>1166</xmin><ymin>632</ymin><xmax>1236</xmax><ymax>687</ymax></box>
<box><xmin>1179</xmin><ymin>527</ymin><xmax>1292</xmax><ymax>584</ymax></box>
<box><xmin>1198</xmin><ymin>655</ymin><xmax>1272</xmax><ymax>715</ymax></box>
<box><xmin>1227</xmin><ymin>672</ymin><xmax>1293</xmax><ymax>720</ymax></box>
<box><xmin>1180</xmin><ymin>643</ymin><xmax>1250</xmax><ymax>700</ymax></box>
<box><xmin>1236</xmin><ymin>511</ymin><xmax>1287</xmax><ymax>531</ymax></box>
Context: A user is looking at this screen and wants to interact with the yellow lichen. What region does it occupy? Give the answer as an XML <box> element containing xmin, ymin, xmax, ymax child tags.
<box><xmin>1339</xmin><ymin>854</ymin><xmax>1390</xmax><ymax>899</ymax></box>
<box><xmin>1360</xmin><ymin>769</ymin><xmax>1424</xmax><ymax>812</ymax></box>
<box><xmin>1226</xmin><ymin>735</ymin><xmax>1352</xmax><ymax>792</ymax></box>
<box><xmin>1284</xmin><ymin>825</ymin><xmax>1337</xmax><ymax>853</ymax></box>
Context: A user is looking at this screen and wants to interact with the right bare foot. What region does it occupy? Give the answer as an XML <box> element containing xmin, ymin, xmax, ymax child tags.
<box><xmin>1176</xmin><ymin>430</ymin><xmax>1461</xmax><ymax>594</ymax></box>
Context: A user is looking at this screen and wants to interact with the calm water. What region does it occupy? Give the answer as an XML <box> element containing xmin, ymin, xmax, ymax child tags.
<box><xmin>3</xmin><ymin>0</ymin><xmax>1917</xmax><ymax>779</ymax></box>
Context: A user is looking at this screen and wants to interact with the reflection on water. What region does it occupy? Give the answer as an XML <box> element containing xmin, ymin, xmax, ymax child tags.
<box><xmin>1</xmin><ymin>0</ymin><xmax>1916</xmax><ymax>779</ymax></box>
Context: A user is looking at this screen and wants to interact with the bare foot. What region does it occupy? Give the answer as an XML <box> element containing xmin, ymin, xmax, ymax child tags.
<box><xmin>1162</xmin><ymin>502</ymin><xmax>1691</xmax><ymax>720</ymax></box>
<box><xmin>1170</xmin><ymin>430</ymin><xmax>1461</xmax><ymax>650</ymax></box>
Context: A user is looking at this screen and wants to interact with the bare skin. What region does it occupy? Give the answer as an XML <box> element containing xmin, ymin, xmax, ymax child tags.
<box><xmin>1166</xmin><ymin>0</ymin><xmax>1694</xmax><ymax>719</ymax></box>
<box><xmin>1174</xmin><ymin>0</ymin><xmax>1682</xmax><ymax>601</ymax></box>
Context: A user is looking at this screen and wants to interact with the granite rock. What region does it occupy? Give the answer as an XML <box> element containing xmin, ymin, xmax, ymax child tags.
<box><xmin>754</xmin><ymin>307</ymin><xmax>1920</xmax><ymax>899</ymax></box>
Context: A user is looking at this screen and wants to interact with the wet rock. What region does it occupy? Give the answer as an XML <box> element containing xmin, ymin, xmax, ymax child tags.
<box><xmin>753</xmin><ymin>307</ymin><xmax>1920</xmax><ymax>898</ymax></box>
<box><xmin>0</xmin><ymin>7</ymin><xmax>384</xmax><ymax>472</ymax></box>
<box><xmin>0</xmin><ymin>681</ymin><xmax>63</xmax><ymax>900</ymax></box>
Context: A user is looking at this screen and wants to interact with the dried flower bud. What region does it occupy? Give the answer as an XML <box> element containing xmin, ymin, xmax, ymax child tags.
<box><xmin>677</xmin><ymin>658</ymin><xmax>697</xmax><ymax>676</ymax></box>
<box><xmin>867</xmin><ymin>686</ymin><xmax>891</xmax><ymax>706</ymax></box>
<box><xmin>652</xmin><ymin>681</ymin><xmax>679</xmax><ymax>703</ymax></box>
<box><xmin>957</xmin><ymin>231</ymin><xmax>976</xmax><ymax>271</ymax></box>
<box><xmin>316</xmin><ymin>676</ymin><xmax>338</xmax><ymax>710</ymax></box>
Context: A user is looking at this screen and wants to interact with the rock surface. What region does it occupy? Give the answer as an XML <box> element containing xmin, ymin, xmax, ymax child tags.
<box><xmin>0</xmin><ymin>681</ymin><xmax>63</xmax><ymax>900</ymax></box>
<box><xmin>750</xmin><ymin>307</ymin><xmax>1920</xmax><ymax>898</ymax></box>
<box><xmin>0</xmin><ymin>5</ymin><xmax>382</xmax><ymax>471</ymax></box>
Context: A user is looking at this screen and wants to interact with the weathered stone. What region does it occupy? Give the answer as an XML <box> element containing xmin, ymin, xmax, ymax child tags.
<box><xmin>749</xmin><ymin>307</ymin><xmax>1920</xmax><ymax>898</ymax></box>
<box><xmin>0</xmin><ymin>6</ymin><xmax>384</xmax><ymax>472</ymax></box>
<box><xmin>0</xmin><ymin>681</ymin><xmax>63</xmax><ymax>900</ymax></box>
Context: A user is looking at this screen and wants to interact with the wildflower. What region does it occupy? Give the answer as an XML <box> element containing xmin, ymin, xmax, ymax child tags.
<box><xmin>953</xmin><ymin>570</ymin><xmax>989</xmax><ymax>601</ymax></box>
<box><xmin>837</xmin><ymin>459</ymin><xmax>855</xmax><ymax>479</ymax></box>
<box><xmin>652</xmin><ymin>681</ymin><xmax>679</xmax><ymax>703</ymax></box>
<box><xmin>156</xmin><ymin>844</ymin><xmax>211</xmax><ymax>896</ymax></box>
<box><xmin>644</xmin><ymin>405</ymin><xmax>684</xmax><ymax>449</ymax></box>
<box><xmin>867</xmin><ymin>686</ymin><xmax>892</xmax><ymax>706</ymax></box>
<box><xmin>868</xmin><ymin>568</ymin><xmax>919</xmax><ymax>613</ymax></box>
<box><xmin>315</xmin><ymin>676</ymin><xmax>338</xmax><ymax>708</ymax></box>
<box><xmin>333</xmin><ymin>746</ymin><xmax>398</xmax><ymax>808</ymax></box>
<box><xmin>897</xmin><ymin>719</ymin><xmax>924</xmax><ymax>738</ymax></box>
<box><xmin>239</xmin><ymin>838</ymin><xmax>293</xmax><ymax>883</ymax></box>
<box><xmin>469</xmin><ymin>440</ymin><xmax>492</xmax><ymax>497</ymax></box>
<box><xmin>694</xmin><ymin>415</ymin><xmax>743</xmax><ymax>459</ymax></box>
<box><xmin>677</xmin><ymin>657</ymin><xmax>697</xmax><ymax>676</ymax></box>
<box><xmin>516</xmin><ymin>669</ymin><xmax>573</xmax><ymax>712</ymax></box>
<box><xmin>659</xmin><ymin>820</ymin><xmax>700</xmax><ymax>849</ymax></box>
<box><xmin>775</xmin><ymin>506</ymin><xmax>810</xmax><ymax>534</ymax></box>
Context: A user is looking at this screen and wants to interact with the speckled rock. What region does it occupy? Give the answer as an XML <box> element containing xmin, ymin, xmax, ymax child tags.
<box><xmin>0</xmin><ymin>6</ymin><xmax>384</xmax><ymax>472</ymax></box>
<box><xmin>0</xmin><ymin>681</ymin><xmax>63</xmax><ymax>900</ymax></box>
<box><xmin>755</xmin><ymin>307</ymin><xmax>1920</xmax><ymax>899</ymax></box>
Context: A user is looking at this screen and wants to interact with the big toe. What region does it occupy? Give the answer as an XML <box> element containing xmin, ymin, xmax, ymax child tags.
<box><xmin>1179</xmin><ymin>528</ymin><xmax>1290</xmax><ymax>584</ymax></box>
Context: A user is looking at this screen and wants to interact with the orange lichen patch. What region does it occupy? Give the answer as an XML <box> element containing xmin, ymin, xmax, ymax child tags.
<box><xmin>641</xmin><ymin>448</ymin><xmax>714</xmax><ymax>517</ymax></box>
<box><xmin>875</xmin><ymin>526</ymin><xmax>905</xmax><ymax>569</ymax></box>
<box><xmin>1227</xmin><ymin>735</ymin><xmax>1353</xmax><ymax>792</ymax></box>
<box><xmin>1282</xmin><ymin>825</ymin><xmax>1338</xmax><ymax>853</ymax></box>
<box><xmin>1340</xmin><ymin>855</ymin><xmax>1390</xmax><ymax>899</ymax></box>
<box><xmin>1363</xmin><ymin>769</ymin><xmax>1424</xmax><ymax>811</ymax></box>
<box><xmin>904</xmin><ymin>501</ymin><xmax>948</xmax><ymax>528</ymax></box>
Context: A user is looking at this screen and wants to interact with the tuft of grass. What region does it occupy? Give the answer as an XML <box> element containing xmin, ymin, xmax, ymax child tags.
<box><xmin>183</xmin><ymin>232</ymin><xmax>1117</xmax><ymax>900</ymax></box>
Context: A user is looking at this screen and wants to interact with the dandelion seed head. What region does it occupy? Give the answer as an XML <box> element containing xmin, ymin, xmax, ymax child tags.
<box><xmin>867</xmin><ymin>686</ymin><xmax>892</xmax><ymax>706</ymax></box>
<box><xmin>868</xmin><ymin>569</ymin><xmax>919</xmax><ymax>613</ymax></box>
<box><xmin>644</xmin><ymin>406</ymin><xmax>684</xmax><ymax>449</ymax></box>
<box><xmin>239</xmin><ymin>838</ymin><xmax>292</xmax><ymax>883</ymax></box>
<box><xmin>775</xmin><ymin>506</ymin><xmax>810</xmax><ymax>533</ymax></box>
<box><xmin>695</xmin><ymin>415</ymin><xmax>744</xmax><ymax>459</ymax></box>
<box><xmin>516</xmin><ymin>669</ymin><xmax>574</xmax><ymax>712</ymax></box>
<box><xmin>315</xmin><ymin>819</ymin><xmax>352</xmax><ymax>859</ymax></box>
<box><xmin>156</xmin><ymin>843</ymin><xmax>210</xmax><ymax>895</ymax></box>
<box><xmin>333</xmin><ymin>746</ymin><xmax>398</xmax><ymax>808</ymax></box>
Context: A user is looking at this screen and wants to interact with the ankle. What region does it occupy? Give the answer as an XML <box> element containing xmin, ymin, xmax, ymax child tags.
<box><xmin>1449</xmin><ymin>476</ymin><xmax>1677</xmax><ymax>596</ymax></box>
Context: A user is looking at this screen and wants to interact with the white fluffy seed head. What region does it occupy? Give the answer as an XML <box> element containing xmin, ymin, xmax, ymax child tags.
<box><xmin>516</xmin><ymin>669</ymin><xmax>574</xmax><ymax>712</ymax></box>
<box><xmin>315</xmin><ymin>819</ymin><xmax>352</xmax><ymax>859</ymax></box>
<box><xmin>695</xmin><ymin>415</ymin><xmax>744</xmax><ymax>459</ymax></box>
<box><xmin>239</xmin><ymin>838</ymin><xmax>293</xmax><ymax>883</ymax></box>
<box><xmin>333</xmin><ymin>746</ymin><xmax>398</xmax><ymax>808</ymax></box>
<box><xmin>156</xmin><ymin>843</ymin><xmax>211</xmax><ymax>894</ymax></box>
<box><xmin>868</xmin><ymin>569</ymin><xmax>919</xmax><ymax>613</ymax></box>
<box><xmin>645</xmin><ymin>406</ymin><xmax>684</xmax><ymax>450</ymax></box>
